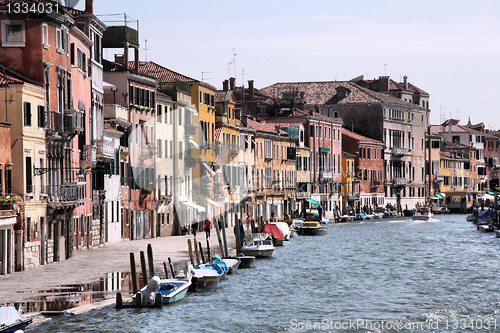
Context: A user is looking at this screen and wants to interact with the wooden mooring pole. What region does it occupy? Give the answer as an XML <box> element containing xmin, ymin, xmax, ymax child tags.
<box><xmin>168</xmin><ymin>257</ymin><xmax>176</xmax><ymax>278</ymax></box>
<box><xmin>147</xmin><ymin>244</ymin><xmax>155</xmax><ymax>277</ymax></box>
<box><xmin>163</xmin><ymin>261</ymin><xmax>169</xmax><ymax>279</ymax></box>
<box><xmin>129</xmin><ymin>252</ymin><xmax>138</xmax><ymax>294</ymax></box>
<box><xmin>193</xmin><ymin>236</ymin><xmax>201</xmax><ymax>266</ymax></box>
<box><xmin>198</xmin><ymin>241</ymin><xmax>205</xmax><ymax>263</ymax></box>
<box><xmin>187</xmin><ymin>239</ymin><xmax>194</xmax><ymax>266</ymax></box>
<box><xmin>140</xmin><ymin>251</ymin><xmax>148</xmax><ymax>287</ymax></box>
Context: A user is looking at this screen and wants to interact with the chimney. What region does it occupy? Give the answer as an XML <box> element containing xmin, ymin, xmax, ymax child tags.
<box><xmin>85</xmin><ymin>0</ymin><xmax>93</xmax><ymax>13</ymax></box>
<box><xmin>248</xmin><ymin>80</ymin><xmax>254</xmax><ymax>100</ymax></box>
<box><xmin>379</xmin><ymin>76</ymin><xmax>390</xmax><ymax>93</ymax></box>
<box><xmin>403</xmin><ymin>75</ymin><xmax>408</xmax><ymax>90</ymax></box>
<box><xmin>223</xmin><ymin>80</ymin><xmax>229</xmax><ymax>91</ymax></box>
<box><xmin>229</xmin><ymin>77</ymin><xmax>235</xmax><ymax>90</ymax></box>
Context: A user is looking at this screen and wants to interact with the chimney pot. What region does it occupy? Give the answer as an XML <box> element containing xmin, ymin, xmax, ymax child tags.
<box><xmin>229</xmin><ymin>77</ymin><xmax>235</xmax><ymax>90</ymax></box>
<box><xmin>403</xmin><ymin>75</ymin><xmax>408</xmax><ymax>90</ymax></box>
<box><xmin>223</xmin><ymin>80</ymin><xmax>228</xmax><ymax>91</ymax></box>
<box><xmin>379</xmin><ymin>76</ymin><xmax>390</xmax><ymax>93</ymax></box>
<box><xmin>248</xmin><ymin>80</ymin><xmax>254</xmax><ymax>100</ymax></box>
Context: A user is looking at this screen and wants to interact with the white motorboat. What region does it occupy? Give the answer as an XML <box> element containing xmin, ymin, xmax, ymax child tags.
<box><xmin>412</xmin><ymin>208</ymin><xmax>433</xmax><ymax>221</ymax></box>
<box><xmin>241</xmin><ymin>233</ymin><xmax>275</xmax><ymax>258</ymax></box>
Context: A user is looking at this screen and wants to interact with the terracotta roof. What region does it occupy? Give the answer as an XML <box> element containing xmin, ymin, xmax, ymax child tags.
<box><xmin>441</xmin><ymin>118</ymin><xmax>460</xmax><ymax>126</ymax></box>
<box><xmin>260</xmin><ymin>81</ymin><xmax>423</xmax><ymax>109</ymax></box>
<box><xmin>247</xmin><ymin>119</ymin><xmax>287</xmax><ymax>136</ymax></box>
<box><xmin>443</xmin><ymin>141</ymin><xmax>474</xmax><ymax>150</ymax></box>
<box><xmin>353</xmin><ymin>76</ymin><xmax>429</xmax><ymax>96</ymax></box>
<box><xmin>341</xmin><ymin>127</ymin><xmax>384</xmax><ymax>145</ymax></box>
<box><xmin>215</xmin><ymin>90</ymin><xmax>228</xmax><ymax>103</ymax></box>
<box><xmin>0</xmin><ymin>73</ymin><xmax>23</xmax><ymax>86</ymax></box>
<box><xmin>129</xmin><ymin>61</ymin><xmax>198</xmax><ymax>83</ymax></box>
<box><xmin>439</xmin><ymin>151</ymin><xmax>469</xmax><ymax>160</ymax></box>
<box><xmin>104</xmin><ymin>124</ymin><xmax>123</xmax><ymax>135</ymax></box>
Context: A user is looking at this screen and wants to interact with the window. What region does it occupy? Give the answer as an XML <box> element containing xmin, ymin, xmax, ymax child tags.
<box><xmin>452</xmin><ymin>135</ymin><xmax>460</xmax><ymax>143</ymax></box>
<box><xmin>157</xmin><ymin>104</ymin><xmax>162</xmax><ymax>122</ymax></box>
<box><xmin>26</xmin><ymin>156</ymin><xmax>33</xmax><ymax>193</ymax></box>
<box><xmin>37</xmin><ymin>105</ymin><xmax>45</xmax><ymax>128</ymax></box>
<box><xmin>24</xmin><ymin>102</ymin><xmax>31</xmax><ymax>126</ymax></box>
<box><xmin>1</xmin><ymin>20</ymin><xmax>25</xmax><ymax>47</ymax></box>
<box><xmin>42</xmin><ymin>23</ymin><xmax>49</xmax><ymax>48</ymax></box>
<box><xmin>310</xmin><ymin>124</ymin><xmax>314</xmax><ymax>138</ymax></box>
<box><xmin>157</xmin><ymin>139</ymin><xmax>162</xmax><ymax>158</ymax></box>
<box><xmin>164</xmin><ymin>140</ymin><xmax>168</xmax><ymax>159</ymax></box>
<box><xmin>179</xmin><ymin>142</ymin><xmax>183</xmax><ymax>159</ymax></box>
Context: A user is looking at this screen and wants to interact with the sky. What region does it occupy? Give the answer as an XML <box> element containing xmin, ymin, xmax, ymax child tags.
<box><xmin>74</xmin><ymin>0</ymin><xmax>500</xmax><ymax>129</ymax></box>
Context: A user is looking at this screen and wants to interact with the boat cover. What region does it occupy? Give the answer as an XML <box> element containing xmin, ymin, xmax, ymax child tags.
<box><xmin>0</xmin><ymin>305</ymin><xmax>21</xmax><ymax>326</ymax></box>
<box><xmin>261</xmin><ymin>224</ymin><xmax>285</xmax><ymax>240</ymax></box>
<box><xmin>478</xmin><ymin>209</ymin><xmax>495</xmax><ymax>220</ymax></box>
<box><xmin>271</xmin><ymin>222</ymin><xmax>291</xmax><ymax>238</ymax></box>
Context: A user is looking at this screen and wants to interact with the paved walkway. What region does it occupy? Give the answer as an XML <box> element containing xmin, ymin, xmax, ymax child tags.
<box><xmin>0</xmin><ymin>230</ymin><xmax>235</xmax><ymax>305</ymax></box>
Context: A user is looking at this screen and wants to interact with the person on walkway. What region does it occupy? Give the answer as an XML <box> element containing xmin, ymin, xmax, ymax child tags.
<box><xmin>246</xmin><ymin>215</ymin><xmax>251</xmax><ymax>231</ymax></box>
<box><xmin>191</xmin><ymin>220</ymin><xmax>199</xmax><ymax>237</ymax></box>
<box><xmin>317</xmin><ymin>205</ymin><xmax>324</xmax><ymax>221</ymax></box>
<box><xmin>271</xmin><ymin>210</ymin><xmax>276</xmax><ymax>222</ymax></box>
<box><xmin>204</xmin><ymin>219</ymin><xmax>212</xmax><ymax>238</ymax></box>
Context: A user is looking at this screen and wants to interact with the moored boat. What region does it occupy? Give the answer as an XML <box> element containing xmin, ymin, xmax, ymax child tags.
<box><xmin>299</xmin><ymin>220</ymin><xmax>328</xmax><ymax>236</ymax></box>
<box><xmin>189</xmin><ymin>264</ymin><xmax>224</xmax><ymax>291</ymax></box>
<box><xmin>222</xmin><ymin>258</ymin><xmax>241</xmax><ymax>274</ymax></box>
<box><xmin>138</xmin><ymin>276</ymin><xmax>191</xmax><ymax>305</ymax></box>
<box><xmin>261</xmin><ymin>224</ymin><xmax>285</xmax><ymax>246</ymax></box>
<box><xmin>232</xmin><ymin>254</ymin><xmax>255</xmax><ymax>268</ymax></box>
<box><xmin>0</xmin><ymin>306</ymin><xmax>32</xmax><ymax>333</ymax></box>
<box><xmin>354</xmin><ymin>213</ymin><xmax>366</xmax><ymax>221</ymax></box>
<box><xmin>241</xmin><ymin>233</ymin><xmax>275</xmax><ymax>258</ymax></box>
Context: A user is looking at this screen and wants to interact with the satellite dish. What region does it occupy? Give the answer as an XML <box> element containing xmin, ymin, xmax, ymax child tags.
<box><xmin>53</xmin><ymin>0</ymin><xmax>80</xmax><ymax>8</ymax></box>
<box><xmin>65</xmin><ymin>0</ymin><xmax>80</xmax><ymax>8</ymax></box>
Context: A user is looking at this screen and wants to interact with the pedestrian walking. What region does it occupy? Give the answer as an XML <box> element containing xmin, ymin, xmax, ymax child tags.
<box><xmin>191</xmin><ymin>220</ymin><xmax>198</xmax><ymax>237</ymax></box>
<box><xmin>246</xmin><ymin>215</ymin><xmax>251</xmax><ymax>231</ymax></box>
<box><xmin>204</xmin><ymin>219</ymin><xmax>212</xmax><ymax>238</ymax></box>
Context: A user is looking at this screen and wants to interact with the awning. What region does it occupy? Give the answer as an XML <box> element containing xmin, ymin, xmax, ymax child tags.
<box><xmin>186</xmin><ymin>105</ymin><xmax>199</xmax><ymax>116</ymax></box>
<box><xmin>202</xmin><ymin>162</ymin><xmax>216</xmax><ymax>176</ymax></box>
<box><xmin>206</xmin><ymin>199</ymin><xmax>223</xmax><ymax>208</ymax></box>
<box><xmin>488</xmin><ymin>192</ymin><xmax>495</xmax><ymax>195</ymax></box>
<box><xmin>306</xmin><ymin>199</ymin><xmax>320</xmax><ymax>205</ymax></box>
<box><xmin>435</xmin><ymin>194</ymin><xmax>444</xmax><ymax>199</ymax></box>
<box><xmin>188</xmin><ymin>137</ymin><xmax>199</xmax><ymax>149</ymax></box>
<box><xmin>320</xmin><ymin>148</ymin><xmax>330</xmax><ymax>152</ymax></box>
<box><xmin>348</xmin><ymin>196</ymin><xmax>357</xmax><ymax>201</ymax></box>
<box><xmin>181</xmin><ymin>201</ymin><xmax>206</xmax><ymax>213</ymax></box>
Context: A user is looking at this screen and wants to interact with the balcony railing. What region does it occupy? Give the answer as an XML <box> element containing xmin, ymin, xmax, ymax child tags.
<box><xmin>95</xmin><ymin>138</ymin><xmax>115</xmax><ymax>161</ymax></box>
<box><xmin>42</xmin><ymin>184</ymin><xmax>85</xmax><ymax>203</ymax></box>
<box><xmin>81</xmin><ymin>145</ymin><xmax>97</xmax><ymax>168</ymax></box>
<box><xmin>320</xmin><ymin>171</ymin><xmax>333</xmax><ymax>179</ymax></box>
<box><xmin>104</xmin><ymin>103</ymin><xmax>129</xmax><ymax>123</ymax></box>
<box><xmin>434</xmin><ymin>174</ymin><xmax>444</xmax><ymax>182</ymax></box>
<box><xmin>65</xmin><ymin>108</ymin><xmax>84</xmax><ymax>133</ymax></box>
<box><xmin>296</xmin><ymin>191</ymin><xmax>311</xmax><ymax>199</ymax></box>
<box><xmin>392</xmin><ymin>177</ymin><xmax>407</xmax><ymax>186</ymax></box>
<box><xmin>391</xmin><ymin>147</ymin><xmax>407</xmax><ymax>157</ymax></box>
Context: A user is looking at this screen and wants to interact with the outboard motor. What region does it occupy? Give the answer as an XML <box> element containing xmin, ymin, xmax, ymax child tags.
<box><xmin>185</xmin><ymin>264</ymin><xmax>196</xmax><ymax>282</ymax></box>
<box><xmin>144</xmin><ymin>276</ymin><xmax>160</xmax><ymax>303</ymax></box>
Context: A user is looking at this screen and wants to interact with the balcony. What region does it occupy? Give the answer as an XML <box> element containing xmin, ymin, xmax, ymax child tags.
<box><xmin>81</xmin><ymin>145</ymin><xmax>97</xmax><ymax>168</ymax></box>
<box><xmin>434</xmin><ymin>174</ymin><xmax>444</xmax><ymax>182</ymax></box>
<box><xmin>104</xmin><ymin>103</ymin><xmax>129</xmax><ymax>126</ymax></box>
<box><xmin>320</xmin><ymin>171</ymin><xmax>333</xmax><ymax>179</ymax></box>
<box><xmin>95</xmin><ymin>138</ymin><xmax>115</xmax><ymax>161</ymax></box>
<box><xmin>391</xmin><ymin>147</ymin><xmax>407</xmax><ymax>157</ymax></box>
<box><xmin>42</xmin><ymin>184</ymin><xmax>86</xmax><ymax>203</ymax></box>
<box><xmin>392</xmin><ymin>178</ymin><xmax>407</xmax><ymax>186</ymax></box>
<box><xmin>65</xmin><ymin>108</ymin><xmax>84</xmax><ymax>134</ymax></box>
<box><xmin>296</xmin><ymin>191</ymin><xmax>311</xmax><ymax>199</ymax></box>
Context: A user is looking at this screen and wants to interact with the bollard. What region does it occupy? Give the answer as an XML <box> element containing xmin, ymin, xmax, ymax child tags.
<box><xmin>198</xmin><ymin>241</ymin><xmax>205</xmax><ymax>263</ymax></box>
<box><xmin>163</xmin><ymin>261</ymin><xmax>169</xmax><ymax>279</ymax></box>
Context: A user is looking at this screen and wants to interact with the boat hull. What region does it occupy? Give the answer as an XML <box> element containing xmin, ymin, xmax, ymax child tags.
<box><xmin>189</xmin><ymin>275</ymin><xmax>222</xmax><ymax>291</ymax></box>
<box><xmin>233</xmin><ymin>255</ymin><xmax>255</xmax><ymax>268</ymax></box>
<box><xmin>139</xmin><ymin>279</ymin><xmax>191</xmax><ymax>304</ymax></box>
<box><xmin>299</xmin><ymin>227</ymin><xmax>328</xmax><ymax>236</ymax></box>
<box><xmin>240</xmin><ymin>248</ymin><xmax>275</xmax><ymax>258</ymax></box>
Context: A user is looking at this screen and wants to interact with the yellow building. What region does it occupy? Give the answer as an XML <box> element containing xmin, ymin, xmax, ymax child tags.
<box><xmin>0</xmin><ymin>72</ymin><xmax>48</xmax><ymax>269</ymax></box>
<box><xmin>248</xmin><ymin>119</ymin><xmax>296</xmax><ymax>225</ymax></box>
<box><xmin>341</xmin><ymin>152</ymin><xmax>357</xmax><ymax>211</ymax></box>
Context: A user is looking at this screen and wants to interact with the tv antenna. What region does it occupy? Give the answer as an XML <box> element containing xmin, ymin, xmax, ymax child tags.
<box><xmin>383</xmin><ymin>64</ymin><xmax>387</xmax><ymax>75</ymax></box>
<box><xmin>201</xmin><ymin>71</ymin><xmax>212</xmax><ymax>82</ymax></box>
<box><xmin>142</xmin><ymin>39</ymin><xmax>149</xmax><ymax>62</ymax></box>
<box><xmin>232</xmin><ymin>48</ymin><xmax>237</xmax><ymax>81</ymax></box>
<box><xmin>227</xmin><ymin>62</ymin><xmax>232</xmax><ymax>78</ymax></box>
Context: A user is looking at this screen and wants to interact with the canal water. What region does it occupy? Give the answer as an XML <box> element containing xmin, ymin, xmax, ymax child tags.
<box><xmin>28</xmin><ymin>215</ymin><xmax>500</xmax><ymax>332</ymax></box>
